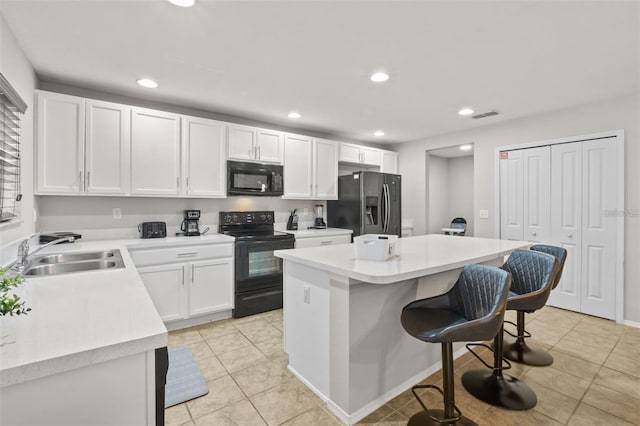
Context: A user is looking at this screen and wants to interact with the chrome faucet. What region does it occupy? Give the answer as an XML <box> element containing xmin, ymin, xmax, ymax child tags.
<box><xmin>8</xmin><ymin>234</ymin><xmax>76</xmax><ymax>272</ymax></box>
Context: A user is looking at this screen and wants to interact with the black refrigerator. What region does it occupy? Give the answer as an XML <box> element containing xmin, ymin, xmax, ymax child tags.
<box><xmin>327</xmin><ymin>171</ymin><xmax>401</xmax><ymax>237</ymax></box>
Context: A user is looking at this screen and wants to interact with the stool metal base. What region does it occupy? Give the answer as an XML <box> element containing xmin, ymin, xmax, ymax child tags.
<box><xmin>408</xmin><ymin>410</ymin><xmax>477</xmax><ymax>426</ymax></box>
<box><xmin>461</xmin><ymin>370</ymin><xmax>537</xmax><ymax>410</ymax></box>
<box><xmin>502</xmin><ymin>339</ymin><xmax>553</xmax><ymax>366</ymax></box>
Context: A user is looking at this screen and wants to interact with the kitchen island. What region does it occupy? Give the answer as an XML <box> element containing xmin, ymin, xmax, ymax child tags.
<box><xmin>275</xmin><ymin>234</ymin><xmax>529</xmax><ymax>425</ymax></box>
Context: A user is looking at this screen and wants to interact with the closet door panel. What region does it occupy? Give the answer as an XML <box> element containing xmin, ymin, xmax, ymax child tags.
<box><xmin>580</xmin><ymin>139</ymin><xmax>617</xmax><ymax>320</ymax></box>
<box><xmin>499</xmin><ymin>150</ymin><xmax>524</xmax><ymax>241</ymax></box>
<box><xmin>548</xmin><ymin>143</ymin><xmax>582</xmax><ymax>311</ymax></box>
<box><xmin>523</xmin><ymin>146</ymin><xmax>550</xmax><ymax>243</ymax></box>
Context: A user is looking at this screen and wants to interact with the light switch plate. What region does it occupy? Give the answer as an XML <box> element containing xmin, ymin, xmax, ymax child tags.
<box><xmin>479</xmin><ymin>209</ymin><xmax>489</xmax><ymax>219</ymax></box>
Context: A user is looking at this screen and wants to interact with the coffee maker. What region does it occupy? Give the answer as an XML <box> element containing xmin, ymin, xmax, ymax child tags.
<box><xmin>181</xmin><ymin>210</ymin><xmax>201</xmax><ymax>236</ymax></box>
<box><xmin>313</xmin><ymin>204</ymin><xmax>327</xmax><ymax>229</ymax></box>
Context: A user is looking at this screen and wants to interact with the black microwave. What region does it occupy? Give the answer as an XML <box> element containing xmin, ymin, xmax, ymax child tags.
<box><xmin>227</xmin><ymin>160</ymin><xmax>284</xmax><ymax>196</ymax></box>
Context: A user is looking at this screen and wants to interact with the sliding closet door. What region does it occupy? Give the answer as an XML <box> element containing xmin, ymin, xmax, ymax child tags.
<box><xmin>523</xmin><ymin>147</ymin><xmax>550</xmax><ymax>243</ymax></box>
<box><xmin>548</xmin><ymin>142</ymin><xmax>582</xmax><ymax>312</ymax></box>
<box><xmin>581</xmin><ymin>139</ymin><xmax>618</xmax><ymax>320</ymax></box>
<box><xmin>499</xmin><ymin>150</ymin><xmax>524</xmax><ymax>241</ymax></box>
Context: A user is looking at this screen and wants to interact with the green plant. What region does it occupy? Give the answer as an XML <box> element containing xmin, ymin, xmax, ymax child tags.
<box><xmin>0</xmin><ymin>268</ymin><xmax>31</xmax><ymax>316</ymax></box>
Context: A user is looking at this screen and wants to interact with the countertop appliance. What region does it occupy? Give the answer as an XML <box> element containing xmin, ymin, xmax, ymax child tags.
<box><xmin>180</xmin><ymin>210</ymin><xmax>202</xmax><ymax>236</ymax></box>
<box><xmin>312</xmin><ymin>204</ymin><xmax>327</xmax><ymax>229</ymax></box>
<box><xmin>219</xmin><ymin>210</ymin><xmax>294</xmax><ymax>318</ymax></box>
<box><xmin>286</xmin><ymin>209</ymin><xmax>298</xmax><ymax>230</ymax></box>
<box><xmin>327</xmin><ymin>171</ymin><xmax>401</xmax><ymax>237</ymax></box>
<box><xmin>227</xmin><ymin>160</ymin><xmax>284</xmax><ymax>196</ymax></box>
<box><xmin>139</xmin><ymin>222</ymin><xmax>167</xmax><ymax>239</ymax></box>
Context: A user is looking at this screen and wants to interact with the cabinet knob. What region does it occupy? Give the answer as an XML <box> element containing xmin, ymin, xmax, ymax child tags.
<box><xmin>568</xmin><ymin>233</ymin><xmax>573</xmax><ymax>238</ymax></box>
<box><xmin>531</xmin><ymin>231</ymin><xmax>537</xmax><ymax>237</ymax></box>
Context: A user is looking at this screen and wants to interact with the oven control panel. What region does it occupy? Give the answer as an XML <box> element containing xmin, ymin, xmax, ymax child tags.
<box><xmin>220</xmin><ymin>211</ymin><xmax>274</xmax><ymax>226</ymax></box>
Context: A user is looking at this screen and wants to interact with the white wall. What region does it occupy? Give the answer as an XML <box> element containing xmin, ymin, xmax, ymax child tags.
<box><xmin>0</xmin><ymin>14</ymin><xmax>37</xmax><ymax>265</ymax></box>
<box><xmin>447</xmin><ymin>156</ymin><xmax>474</xmax><ymax>235</ymax></box>
<box><xmin>397</xmin><ymin>93</ymin><xmax>640</xmax><ymax>322</ymax></box>
<box><xmin>427</xmin><ymin>155</ymin><xmax>449</xmax><ymax>234</ymax></box>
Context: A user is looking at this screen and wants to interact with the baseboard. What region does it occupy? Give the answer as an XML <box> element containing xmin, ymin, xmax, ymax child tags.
<box><xmin>320</xmin><ymin>345</ymin><xmax>469</xmax><ymax>425</ymax></box>
<box><xmin>287</xmin><ymin>365</ymin><xmax>329</xmax><ymax>402</ymax></box>
<box><xmin>165</xmin><ymin>310</ymin><xmax>232</xmax><ymax>331</ymax></box>
<box><xmin>623</xmin><ymin>319</ymin><xmax>640</xmax><ymax>328</ymax></box>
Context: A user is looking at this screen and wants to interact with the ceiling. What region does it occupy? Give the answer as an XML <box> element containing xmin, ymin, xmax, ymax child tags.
<box><xmin>2</xmin><ymin>1</ymin><xmax>638</xmax><ymax>144</ymax></box>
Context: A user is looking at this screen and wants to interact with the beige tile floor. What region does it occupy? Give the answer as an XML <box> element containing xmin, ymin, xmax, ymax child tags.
<box><xmin>166</xmin><ymin>306</ymin><xmax>640</xmax><ymax>425</ymax></box>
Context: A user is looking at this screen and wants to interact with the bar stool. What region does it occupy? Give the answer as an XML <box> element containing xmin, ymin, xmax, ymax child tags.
<box><xmin>501</xmin><ymin>244</ymin><xmax>567</xmax><ymax>366</ymax></box>
<box><xmin>461</xmin><ymin>249</ymin><xmax>558</xmax><ymax>410</ymax></box>
<box><xmin>401</xmin><ymin>264</ymin><xmax>511</xmax><ymax>425</ymax></box>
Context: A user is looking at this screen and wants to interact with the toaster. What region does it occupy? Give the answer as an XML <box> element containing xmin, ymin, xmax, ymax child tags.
<box><xmin>139</xmin><ymin>222</ymin><xmax>167</xmax><ymax>239</ymax></box>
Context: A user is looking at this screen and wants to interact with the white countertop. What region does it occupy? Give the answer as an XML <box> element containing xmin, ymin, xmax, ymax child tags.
<box><xmin>276</xmin><ymin>227</ymin><xmax>353</xmax><ymax>238</ymax></box>
<box><xmin>0</xmin><ymin>234</ymin><xmax>234</xmax><ymax>387</ymax></box>
<box><xmin>275</xmin><ymin>234</ymin><xmax>530</xmax><ymax>284</ymax></box>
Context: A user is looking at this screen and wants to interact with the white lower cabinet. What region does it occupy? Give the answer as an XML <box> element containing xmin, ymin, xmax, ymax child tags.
<box><xmin>294</xmin><ymin>234</ymin><xmax>351</xmax><ymax>248</ymax></box>
<box><xmin>130</xmin><ymin>243</ymin><xmax>234</xmax><ymax>324</ymax></box>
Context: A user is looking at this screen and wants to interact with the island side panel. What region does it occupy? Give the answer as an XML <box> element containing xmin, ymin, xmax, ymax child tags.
<box><xmin>283</xmin><ymin>261</ymin><xmax>331</xmax><ymax>398</ymax></box>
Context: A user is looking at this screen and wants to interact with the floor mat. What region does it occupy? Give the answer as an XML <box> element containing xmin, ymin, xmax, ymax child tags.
<box><xmin>165</xmin><ymin>346</ymin><xmax>209</xmax><ymax>408</ymax></box>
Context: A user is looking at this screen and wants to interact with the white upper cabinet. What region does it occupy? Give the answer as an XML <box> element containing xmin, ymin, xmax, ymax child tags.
<box><xmin>36</xmin><ymin>92</ymin><xmax>85</xmax><ymax>194</ymax></box>
<box><xmin>228</xmin><ymin>124</ymin><xmax>283</xmax><ymax>164</ymax></box>
<box><xmin>130</xmin><ymin>107</ymin><xmax>181</xmax><ymax>196</ymax></box>
<box><xmin>339</xmin><ymin>142</ymin><xmax>381</xmax><ymax>166</ymax></box>
<box><xmin>85</xmin><ymin>100</ymin><xmax>130</xmax><ymax>194</ymax></box>
<box><xmin>36</xmin><ymin>92</ymin><xmax>130</xmax><ymax>195</ymax></box>
<box><xmin>283</xmin><ymin>133</ymin><xmax>314</xmax><ymax>198</ymax></box>
<box><xmin>314</xmin><ymin>138</ymin><xmax>339</xmax><ymax>200</ymax></box>
<box><xmin>182</xmin><ymin>116</ymin><xmax>226</xmax><ymax>197</ymax></box>
<box><xmin>380</xmin><ymin>150</ymin><xmax>398</xmax><ymax>174</ymax></box>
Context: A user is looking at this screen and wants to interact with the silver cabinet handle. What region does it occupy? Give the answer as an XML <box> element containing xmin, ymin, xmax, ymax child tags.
<box><xmin>177</xmin><ymin>252</ymin><xmax>197</xmax><ymax>257</ymax></box>
<box><xmin>86</xmin><ymin>171</ymin><xmax>90</xmax><ymax>189</ymax></box>
<box><xmin>532</xmin><ymin>231</ymin><xmax>537</xmax><ymax>236</ymax></box>
<box><xmin>320</xmin><ymin>241</ymin><xmax>333</xmax><ymax>245</ymax></box>
<box><xmin>176</xmin><ymin>176</ymin><xmax>180</xmax><ymax>190</ymax></box>
<box><xmin>186</xmin><ymin>177</ymin><xmax>190</xmax><ymax>191</ymax></box>
<box><xmin>568</xmin><ymin>233</ymin><xmax>573</xmax><ymax>238</ymax></box>
<box><xmin>79</xmin><ymin>171</ymin><xmax>83</xmax><ymax>190</ymax></box>
<box><xmin>181</xmin><ymin>266</ymin><xmax>185</xmax><ymax>287</ymax></box>
<box><xmin>257</xmin><ymin>145</ymin><xmax>261</xmax><ymax>159</ymax></box>
<box><xmin>191</xmin><ymin>264</ymin><xmax>195</xmax><ymax>284</ymax></box>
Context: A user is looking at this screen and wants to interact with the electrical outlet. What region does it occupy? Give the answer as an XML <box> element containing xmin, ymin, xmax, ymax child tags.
<box><xmin>113</xmin><ymin>208</ymin><xmax>122</xmax><ymax>219</ymax></box>
<box><xmin>303</xmin><ymin>285</ymin><xmax>310</xmax><ymax>303</ymax></box>
<box><xmin>479</xmin><ymin>209</ymin><xmax>489</xmax><ymax>219</ymax></box>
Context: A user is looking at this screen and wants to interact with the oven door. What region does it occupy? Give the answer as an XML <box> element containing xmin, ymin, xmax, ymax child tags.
<box><xmin>235</xmin><ymin>239</ymin><xmax>294</xmax><ymax>292</ymax></box>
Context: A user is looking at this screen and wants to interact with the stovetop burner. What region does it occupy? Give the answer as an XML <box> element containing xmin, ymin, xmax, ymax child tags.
<box><xmin>219</xmin><ymin>211</ymin><xmax>294</xmax><ymax>242</ymax></box>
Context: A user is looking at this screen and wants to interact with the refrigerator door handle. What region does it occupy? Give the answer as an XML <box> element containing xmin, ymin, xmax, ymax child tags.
<box><xmin>383</xmin><ymin>183</ymin><xmax>389</xmax><ymax>233</ymax></box>
<box><xmin>386</xmin><ymin>184</ymin><xmax>391</xmax><ymax>233</ymax></box>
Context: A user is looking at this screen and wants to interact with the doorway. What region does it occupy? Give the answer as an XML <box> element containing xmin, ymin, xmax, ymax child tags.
<box><xmin>426</xmin><ymin>143</ymin><xmax>474</xmax><ymax>236</ymax></box>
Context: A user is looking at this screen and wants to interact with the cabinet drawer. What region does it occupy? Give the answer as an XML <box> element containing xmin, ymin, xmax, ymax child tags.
<box><xmin>129</xmin><ymin>243</ymin><xmax>233</xmax><ymax>267</ymax></box>
<box><xmin>294</xmin><ymin>235</ymin><xmax>351</xmax><ymax>249</ymax></box>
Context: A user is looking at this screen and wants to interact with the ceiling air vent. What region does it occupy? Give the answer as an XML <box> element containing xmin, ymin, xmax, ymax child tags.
<box><xmin>471</xmin><ymin>110</ymin><xmax>499</xmax><ymax>119</ymax></box>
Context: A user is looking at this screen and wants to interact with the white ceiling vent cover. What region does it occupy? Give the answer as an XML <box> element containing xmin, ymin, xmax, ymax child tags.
<box><xmin>471</xmin><ymin>110</ymin><xmax>499</xmax><ymax>119</ymax></box>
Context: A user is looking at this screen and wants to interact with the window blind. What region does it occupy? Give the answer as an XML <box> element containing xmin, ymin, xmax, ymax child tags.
<box><xmin>0</xmin><ymin>73</ymin><xmax>27</xmax><ymax>223</ymax></box>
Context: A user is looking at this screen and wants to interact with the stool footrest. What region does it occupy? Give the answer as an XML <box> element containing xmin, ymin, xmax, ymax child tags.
<box><xmin>465</xmin><ymin>343</ymin><xmax>513</xmax><ymax>372</ymax></box>
<box><xmin>411</xmin><ymin>384</ymin><xmax>462</xmax><ymax>424</ymax></box>
<box><xmin>503</xmin><ymin>320</ymin><xmax>531</xmax><ymax>339</ymax></box>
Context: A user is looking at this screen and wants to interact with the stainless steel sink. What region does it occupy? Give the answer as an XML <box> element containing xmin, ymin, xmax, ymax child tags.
<box><xmin>24</xmin><ymin>249</ymin><xmax>125</xmax><ymax>277</ymax></box>
<box><xmin>35</xmin><ymin>250</ymin><xmax>117</xmax><ymax>264</ymax></box>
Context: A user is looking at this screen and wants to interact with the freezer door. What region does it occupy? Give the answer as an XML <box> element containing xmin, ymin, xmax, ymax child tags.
<box><xmin>362</xmin><ymin>172</ymin><xmax>384</xmax><ymax>235</ymax></box>
<box><xmin>327</xmin><ymin>174</ymin><xmax>362</xmax><ymax>236</ymax></box>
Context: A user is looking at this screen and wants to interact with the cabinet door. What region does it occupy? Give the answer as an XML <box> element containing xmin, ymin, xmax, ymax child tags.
<box><xmin>283</xmin><ymin>134</ymin><xmax>313</xmax><ymax>198</ymax></box>
<box><xmin>183</xmin><ymin>117</ymin><xmax>226</xmax><ymax>197</ymax></box>
<box><xmin>339</xmin><ymin>143</ymin><xmax>361</xmax><ymax>163</ymax></box>
<box><xmin>361</xmin><ymin>147</ymin><xmax>381</xmax><ymax>166</ymax></box>
<box><xmin>314</xmin><ymin>139</ymin><xmax>338</xmax><ymax>199</ymax></box>
<box><xmin>85</xmin><ymin>100</ymin><xmax>129</xmax><ymax>194</ymax></box>
<box><xmin>36</xmin><ymin>92</ymin><xmax>85</xmax><ymax>194</ymax></box>
<box><xmin>380</xmin><ymin>151</ymin><xmax>398</xmax><ymax>174</ymax></box>
<box><xmin>228</xmin><ymin>125</ymin><xmax>256</xmax><ymax>161</ymax></box>
<box><xmin>523</xmin><ymin>146</ymin><xmax>550</xmax><ymax>243</ymax></box>
<box><xmin>548</xmin><ymin>142</ymin><xmax>582</xmax><ymax>312</ymax></box>
<box><xmin>130</xmin><ymin>108</ymin><xmax>181</xmax><ymax>196</ymax></box>
<box><xmin>580</xmin><ymin>139</ymin><xmax>618</xmax><ymax>320</ymax></box>
<box><xmin>137</xmin><ymin>264</ymin><xmax>186</xmax><ymax>322</ymax></box>
<box><xmin>499</xmin><ymin>150</ymin><xmax>524</xmax><ymax>240</ymax></box>
<box><xmin>256</xmin><ymin>129</ymin><xmax>283</xmax><ymax>164</ymax></box>
<box><xmin>188</xmin><ymin>258</ymin><xmax>233</xmax><ymax>317</ymax></box>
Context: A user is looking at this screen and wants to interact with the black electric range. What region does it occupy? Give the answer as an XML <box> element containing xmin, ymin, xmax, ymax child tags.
<box><xmin>219</xmin><ymin>211</ymin><xmax>294</xmax><ymax>318</ymax></box>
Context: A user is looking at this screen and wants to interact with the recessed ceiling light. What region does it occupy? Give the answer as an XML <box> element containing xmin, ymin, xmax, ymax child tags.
<box><xmin>458</xmin><ymin>107</ymin><xmax>474</xmax><ymax>116</ymax></box>
<box><xmin>460</xmin><ymin>144</ymin><xmax>473</xmax><ymax>151</ymax></box>
<box><xmin>168</xmin><ymin>0</ymin><xmax>195</xmax><ymax>7</ymax></box>
<box><xmin>137</xmin><ymin>78</ymin><xmax>158</xmax><ymax>88</ymax></box>
<box><xmin>370</xmin><ymin>72</ymin><xmax>389</xmax><ymax>83</ymax></box>
<box><xmin>287</xmin><ymin>112</ymin><xmax>301</xmax><ymax>119</ymax></box>
<box><xmin>374</xmin><ymin>130</ymin><xmax>385</xmax><ymax>137</ymax></box>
